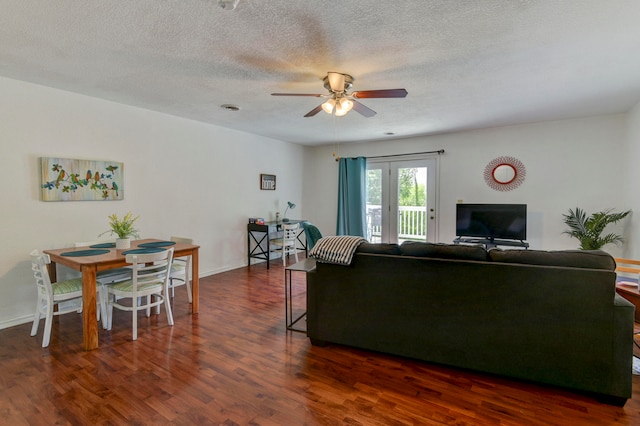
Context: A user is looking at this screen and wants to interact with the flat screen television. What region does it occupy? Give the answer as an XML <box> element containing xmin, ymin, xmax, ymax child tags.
<box><xmin>456</xmin><ymin>204</ymin><xmax>527</xmax><ymax>241</ymax></box>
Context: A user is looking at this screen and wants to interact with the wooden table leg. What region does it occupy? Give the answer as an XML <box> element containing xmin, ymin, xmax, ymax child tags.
<box><xmin>47</xmin><ymin>261</ymin><xmax>57</xmax><ymax>282</ymax></box>
<box><xmin>81</xmin><ymin>264</ymin><xmax>99</xmax><ymax>350</ymax></box>
<box><xmin>47</xmin><ymin>261</ymin><xmax>59</xmax><ymax>313</ymax></box>
<box><xmin>191</xmin><ymin>248</ymin><xmax>199</xmax><ymax>314</ymax></box>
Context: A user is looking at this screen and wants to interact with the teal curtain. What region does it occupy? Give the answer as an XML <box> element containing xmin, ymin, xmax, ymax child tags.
<box><xmin>336</xmin><ymin>157</ymin><xmax>367</xmax><ymax>237</ymax></box>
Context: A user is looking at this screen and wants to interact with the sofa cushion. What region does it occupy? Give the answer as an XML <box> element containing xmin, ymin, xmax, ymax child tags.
<box><xmin>488</xmin><ymin>248</ymin><xmax>615</xmax><ymax>270</ymax></box>
<box><xmin>356</xmin><ymin>243</ymin><xmax>401</xmax><ymax>255</ymax></box>
<box><xmin>399</xmin><ymin>241</ymin><xmax>488</xmax><ymax>261</ymax></box>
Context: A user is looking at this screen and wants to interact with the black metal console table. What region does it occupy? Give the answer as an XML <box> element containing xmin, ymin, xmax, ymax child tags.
<box><xmin>247</xmin><ymin>220</ymin><xmax>308</xmax><ymax>268</ymax></box>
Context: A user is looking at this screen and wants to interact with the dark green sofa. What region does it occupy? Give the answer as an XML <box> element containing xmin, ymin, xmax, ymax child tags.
<box><xmin>306</xmin><ymin>242</ymin><xmax>635</xmax><ymax>405</ymax></box>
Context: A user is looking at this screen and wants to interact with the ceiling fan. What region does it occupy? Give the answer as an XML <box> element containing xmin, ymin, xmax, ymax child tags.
<box><xmin>271</xmin><ymin>72</ymin><xmax>408</xmax><ymax>118</ymax></box>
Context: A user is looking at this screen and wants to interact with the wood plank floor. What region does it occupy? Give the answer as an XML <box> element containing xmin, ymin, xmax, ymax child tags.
<box><xmin>2</xmin><ymin>256</ymin><xmax>640</xmax><ymax>425</ymax></box>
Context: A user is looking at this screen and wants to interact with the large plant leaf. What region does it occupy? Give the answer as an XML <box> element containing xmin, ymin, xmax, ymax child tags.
<box><xmin>562</xmin><ymin>207</ymin><xmax>630</xmax><ymax>250</ymax></box>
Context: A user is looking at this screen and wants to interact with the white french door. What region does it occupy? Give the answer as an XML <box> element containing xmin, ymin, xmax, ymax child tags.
<box><xmin>366</xmin><ymin>158</ymin><xmax>438</xmax><ymax>244</ymax></box>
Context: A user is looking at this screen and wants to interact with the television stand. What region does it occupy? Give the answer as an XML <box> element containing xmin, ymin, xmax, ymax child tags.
<box><xmin>453</xmin><ymin>237</ymin><xmax>529</xmax><ymax>250</ymax></box>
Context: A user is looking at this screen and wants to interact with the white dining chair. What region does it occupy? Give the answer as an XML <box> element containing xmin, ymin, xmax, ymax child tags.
<box><xmin>106</xmin><ymin>248</ymin><xmax>175</xmax><ymax>340</ymax></box>
<box><xmin>30</xmin><ymin>249</ymin><xmax>104</xmax><ymax>347</ymax></box>
<box><xmin>75</xmin><ymin>240</ymin><xmax>132</xmax><ymax>329</ymax></box>
<box><xmin>168</xmin><ymin>236</ymin><xmax>193</xmax><ymax>302</ymax></box>
<box><xmin>270</xmin><ymin>223</ymin><xmax>300</xmax><ymax>266</ymax></box>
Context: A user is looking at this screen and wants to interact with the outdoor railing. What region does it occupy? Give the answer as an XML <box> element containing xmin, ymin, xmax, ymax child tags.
<box><xmin>366</xmin><ymin>205</ymin><xmax>427</xmax><ymax>242</ymax></box>
<box><xmin>398</xmin><ymin>206</ymin><xmax>427</xmax><ymax>240</ymax></box>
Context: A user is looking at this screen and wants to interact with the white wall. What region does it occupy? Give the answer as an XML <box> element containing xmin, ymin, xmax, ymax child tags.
<box><xmin>0</xmin><ymin>76</ymin><xmax>304</xmax><ymax>329</ymax></box>
<box><xmin>624</xmin><ymin>101</ymin><xmax>640</xmax><ymax>259</ymax></box>
<box><xmin>2</xmin><ymin>74</ymin><xmax>637</xmax><ymax>329</ymax></box>
<box><xmin>303</xmin><ymin>115</ymin><xmax>629</xmax><ymax>253</ymax></box>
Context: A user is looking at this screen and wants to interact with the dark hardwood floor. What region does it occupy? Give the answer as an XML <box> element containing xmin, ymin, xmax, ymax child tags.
<box><xmin>2</xmin><ymin>256</ymin><xmax>640</xmax><ymax>425</ymax></box>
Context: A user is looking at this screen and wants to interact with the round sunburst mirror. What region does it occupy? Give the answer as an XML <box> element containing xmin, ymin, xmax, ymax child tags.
<box><xmin>484</xmin><ymin>156</ymin><xmax>526</xmax><ymax>191</ymax></box>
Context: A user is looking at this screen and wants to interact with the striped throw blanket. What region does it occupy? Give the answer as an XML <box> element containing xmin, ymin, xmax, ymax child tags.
<box><xmin>309</xmin><ymin>236</ymin><xmax>366</xmax><ymax>265</ymax></box>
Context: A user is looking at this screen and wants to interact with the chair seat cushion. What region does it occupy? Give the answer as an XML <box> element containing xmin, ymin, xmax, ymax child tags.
<box><xmin>51</xmin><ymin>278</ymin><xmax>83</xmax><ymax>295</ymax></box>
<box><xmin>270</xmin><ymin>238</ymin><xmax>294</xmax><ymax>246</ymax></box>
<box><xmin>109</xmin><ymin>278</ymin><xmax>163</xmax><ymax>293</ymax></box>
<box><xmin>170</xmin><ymin>263</ymin><xmax>186</xmax><ymax>273</ymax></box>
<box><xmin>147</xmin><ymin>262</ymin><xmax>186</xmax><ymax>275</ymax></box>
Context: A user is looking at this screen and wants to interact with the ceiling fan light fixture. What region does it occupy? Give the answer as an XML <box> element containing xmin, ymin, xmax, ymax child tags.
<box><xmin>272</xmin><ymin>71</ymin><xmax>406</xmax><ymax>118</ymax></box>
<box><xmin>322</xmin><ymin>98</ymin><xmax>336</xmax><ymax>114</ymax></box>
<box><xmin>335</xmin><ymin>97</ymin><xmax>353</xmax><ymax>116</ymax></box>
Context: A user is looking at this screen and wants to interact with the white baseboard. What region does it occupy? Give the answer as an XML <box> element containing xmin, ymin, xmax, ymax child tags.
<box><xmin>0</xmin><ymin>265</ymin><xmax>246</xmax><ymax>331</ymax></box>
<box><xmin>0</xmin><ymin>314</ymin><xmax>34</xmax><ymax>330</ymax></box>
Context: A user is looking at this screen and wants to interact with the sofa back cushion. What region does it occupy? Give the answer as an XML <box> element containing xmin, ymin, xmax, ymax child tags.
<box><xmin>356</xmin><ymin>243</ymin><xmax>401</xmax><ymax>255</ymax></box>
<box><xmin>488</xmin><ymin>248</ymin><xmax>615</xmax><ymax>270</ymax></box>
<box><xmin>399</xmin><ymin>241</ymin><xmax>488</xmax><ymax>261</ymax></box>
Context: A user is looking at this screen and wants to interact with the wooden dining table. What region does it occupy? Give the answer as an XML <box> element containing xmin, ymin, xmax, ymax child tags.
<box><xmin>43</xmin><ymin>239</ymin><xmax>200</xmax><ymax>350</ymax></box>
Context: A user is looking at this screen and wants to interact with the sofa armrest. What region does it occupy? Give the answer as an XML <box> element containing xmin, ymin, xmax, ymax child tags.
<box><xmin>615</xmin><ymin>293</ymin><xmax>635</xmax><ymax>309</ymax></box>
<box><xmin>610</xmin><ymin>294</ymin><xmax>634</xmax><ymax>398</ymax></box>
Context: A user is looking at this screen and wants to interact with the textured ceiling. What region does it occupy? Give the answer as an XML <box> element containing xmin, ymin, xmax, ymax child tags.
<box><xmin>2</xmin><ymin>0</ymin><xmax>640</xmax><ymax>146</ymax></box>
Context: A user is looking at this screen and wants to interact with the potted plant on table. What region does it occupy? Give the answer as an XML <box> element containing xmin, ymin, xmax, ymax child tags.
<box><xmin>99</xmin><ymin>212</ymin><xmax>140</xmax><ymax>249</ymax></box>
<box><xmin>562</xmin><ymin>207</ymin><xmax>631</xmax><ymax>250</ymax></box>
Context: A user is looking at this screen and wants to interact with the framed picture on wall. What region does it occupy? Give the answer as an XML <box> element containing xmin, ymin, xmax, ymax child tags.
<box><xmin>40</xmin><ymin>157</ymin><xmax>124</xmax><ymax>201</ymax></box>
<box><xmin>260</xmin><ymin>174</ymin><xmax>276</xmax><ymax>190</ymax></box>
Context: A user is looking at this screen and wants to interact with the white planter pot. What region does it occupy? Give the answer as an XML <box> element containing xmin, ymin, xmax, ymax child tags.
<box><xmin>115</xmin><ymin>238</ymin><xmax>131</xmax><ymax>249</ymax></box>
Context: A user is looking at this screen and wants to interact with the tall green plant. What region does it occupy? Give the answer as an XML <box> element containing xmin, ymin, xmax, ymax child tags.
<box><xmin>562</xmin><ymin>207</ymin><xmax>630</xmax><ymax>250</ymax></box>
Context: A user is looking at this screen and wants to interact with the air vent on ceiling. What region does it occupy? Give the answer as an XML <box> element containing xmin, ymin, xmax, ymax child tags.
<box><xmin>221</xmin><ymin>104</ymin><xmax>241</xmax><ymax>112</ymax></box>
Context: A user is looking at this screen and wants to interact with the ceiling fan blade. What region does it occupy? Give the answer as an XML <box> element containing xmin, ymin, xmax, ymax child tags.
<box><xmin>304</xmin><ymin>104</ymin><xmax>324</xmax><ymax>117</ymax></box>
<box><xmin>271</xmin><ymin>93</ymin><xmax>324</xmax><ymax>97</ymax></box>
<box><xmin>352</xmin><ymin>89</ymin><xmax>408</xmax><ymax>99</ymax></box>
<box><xmin>327</xmin><ymin>72</ymin><xmax>346</xmax><ymax>92</ymax></box>
<box><xmin>352</xmin><ymin>100</ymin><xmax>377</xmax><ymax>118</ymax></box>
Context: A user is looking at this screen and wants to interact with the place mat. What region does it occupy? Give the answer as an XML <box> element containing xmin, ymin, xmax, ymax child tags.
<box><xmin>89</xmin><ymin>242</ymin><xmax>116</xmax><ymax>248</ymax></box>
<box><xmin>61</xmin><ymin>249</ymin><xmax>110</xmax><ymax>257</ymax></box>
<box><xmin>138</xmin><ymin>241</ymin><xmax>176</xmax><ymax>248</ymax></box>
<box><xmin>122</xmin><ymin>248</ymin><xmax>166</xmax><ymax>255</ymax></box>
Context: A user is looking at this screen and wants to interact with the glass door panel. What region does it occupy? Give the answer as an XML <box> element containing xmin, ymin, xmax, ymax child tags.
<box><xmin>366</xmin><ymin>165</ymin><xmax>387</xmax><ymax>243</ymax></box>
<box><xmin>367</xmin><ymin>158</ymin><xmax>437</xmax><ymax>244</ymax></box>
<box><xmin>395</xmin><ymin>165</ymin><xmax>428</xmax><ymax>244</ymax></box>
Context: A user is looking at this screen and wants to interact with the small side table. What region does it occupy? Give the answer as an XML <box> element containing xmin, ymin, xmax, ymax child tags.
<box><xmin>616</xmin><ymin>280</ymin><xmax>640</xmax><ymax>322</ymax></box>
<box><xmin>285</xmin><ymin>258</ymin><xmax>316</xmax><ymax>332</ymax></box>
